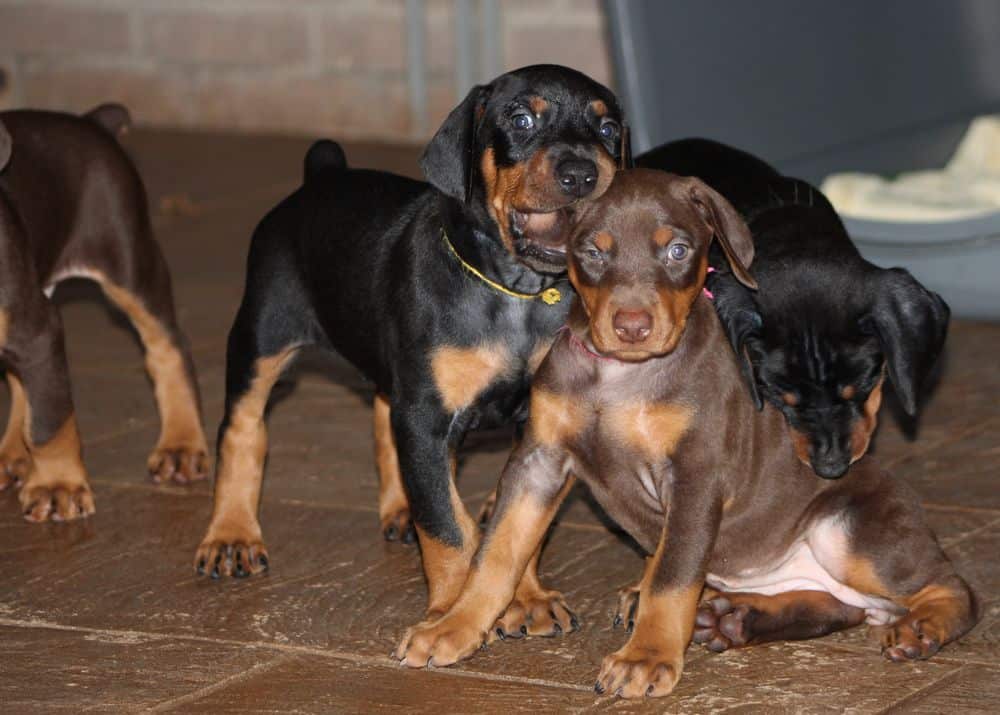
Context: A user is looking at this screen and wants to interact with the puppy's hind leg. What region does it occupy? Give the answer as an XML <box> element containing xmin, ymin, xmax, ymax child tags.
<box><xmin>821</xmin><ymin>479</ymin><xmax>979</xmax><ymax>661</ymax></box>
<box><xmin>0</xmin><ymin>372</ymin><xmax>31</xmax><ymax>490</ymax></box>
<box><xmin>692</xmin><ymin>591</ymin><xmax>865</xmax><ymax>652</ymax></box>
<box><xmin>90</xmin><ymin>218</ymin><xmax>208</xmax><ymax>485</ymax></box>
<box><xmin>195</xmin><ymin>313</ymin><xmax>301</xmax><ymax>579</ymax></box>
<box><xmin>3</xmin><ymin>298</ymin><xmax>94</xmax><ymax>522</ymax></box>
<box><xmin>374</xmin><ymin>392</ymin><xmax>414</xmax><ymax>543</ymax></box>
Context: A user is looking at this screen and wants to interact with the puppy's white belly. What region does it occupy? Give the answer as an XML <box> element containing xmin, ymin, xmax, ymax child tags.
<box><xmin>707</xmin><ymin>538</ymin><xmax>904</xmax><ymax>626</ymax></box>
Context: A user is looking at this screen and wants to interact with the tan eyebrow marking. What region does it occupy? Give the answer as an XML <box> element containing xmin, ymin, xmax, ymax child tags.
<box><xmin>653</xmin><ymin>227</ymin><xmax>674</xmax><ymax>247</ymax></box>
<box><xmin>530</xmin><ymin>96</ymin><xmax>549</xmax><ymax>115</ymax></box>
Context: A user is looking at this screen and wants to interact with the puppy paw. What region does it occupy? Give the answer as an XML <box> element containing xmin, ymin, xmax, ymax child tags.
<box><xmin>692</xmin><ymin>596</ymin><xmax>754</xmax><ymax>652</ymax></box>
<box><xmin>395</xmin><ymin>613</ymin><xmax>487</xmax><ymax>668</ymax></box>
<box><xmin>195</xmin><ymin>522</ymin><xmax>269</xmax><ymax>578</ymax></box>
<box><xmin>0</xmin><ymin>452</ymin><xmax>31</xmax><ymax>491</ymax></box>
<box><xmin>881</xmin><ymin>615</ymin><xmax>942</xmax><ymax>661</ymax></box>
<box><xmin>380</xmin><ymin>506</ymin><xmax>416</xmax><ymax>544</ymax></box>
<box><xmin>595</xmin><ymin>644</ymin><xmax>682</xmax><ymax>698</ymax></box>
<box><xmin>148</xmin><ymin>444</ymin><xmax>209</xmax><ymax>485</ymax></box>
<box><xmin>612</xmin><ymin>581</ymin><xmax>640</xmax><ymax>631</ymax></box>
<box><xmin>19</xmin><ymin>480</ymin><xmax>95</xmax><ymax>522</ymax></box>
<box><xmin>491</xmin><ymin>588</ymin><xmax>578</xmax><ymax>641</ymax></box>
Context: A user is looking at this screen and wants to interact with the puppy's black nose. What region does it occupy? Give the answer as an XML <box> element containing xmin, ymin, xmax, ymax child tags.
<box><xmin>810</xmin><ymin>442</ymin><xmax>851</xmax><ymax>479</ymax></box>
<box><xmin>613</xmin><ymin>309</ymin><xmax>652</xmax><ymax>343</ymax></box>
<box><xmin>812</xmin><ymin>457</ymin><xmax>850</xmax><ymax>479</ymax></box>
<box><xmin>556</xmin><ymin>158</ymin><xmax>598</xmax><ymax>197</ymax></box>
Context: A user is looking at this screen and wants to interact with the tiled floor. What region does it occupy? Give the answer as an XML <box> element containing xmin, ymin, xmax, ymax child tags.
<box><xmin>1</xmin><ymin>129</ymin><xmax>998</xmax><ymax>713</ymax></box>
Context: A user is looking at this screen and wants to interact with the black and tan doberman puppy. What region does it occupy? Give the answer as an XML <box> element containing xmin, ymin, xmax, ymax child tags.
<box><xmin>638</xmin><ymin>139</ymin><xmax>950</xmax><ymax>478</ymax></box>
<box><xmin>0</xmin><ymin>105</ymin><xmax>208</xmax><ymax>521</ymax></box>
<box><xmin>395</xmin><ymin>170</ymin><xmax>977</xmax><ymax>698</ymax></box>
<box><xmin>194</xmin><ymin>66</ymin><xmax>626</xmax><ymax>620</ymax></box>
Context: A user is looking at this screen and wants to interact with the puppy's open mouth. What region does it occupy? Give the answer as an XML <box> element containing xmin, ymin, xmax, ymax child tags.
<box><xmin>510</xmin><ymin>208</ymin><xmax>569</xmax><ymax>269</ymax></box>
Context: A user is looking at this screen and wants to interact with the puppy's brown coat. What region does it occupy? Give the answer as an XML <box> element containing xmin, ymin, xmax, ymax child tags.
<box><xmin>395</xmin><ymin>170</ymin><xmax>977</xmax><ymax>698</ymax></box>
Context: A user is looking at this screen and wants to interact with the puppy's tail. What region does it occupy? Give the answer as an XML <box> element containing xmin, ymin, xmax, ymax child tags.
<box><xmin>304</xmin><ymin>139</ymin><xmax>348</xmax><ymax>183</ymax></box>
<box><xmin>85</xmin><ymin>103</ymin><xmax>132</xmax><ymax>139</ymax></box>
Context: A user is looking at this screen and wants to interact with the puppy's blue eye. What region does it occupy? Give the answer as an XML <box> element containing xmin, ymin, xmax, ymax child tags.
<box><xmin>512</xmin><ymin>113</ymin><xmax>535</xmax><ymax>130</ymax></box>
<box><xmin>669</xmin><ymin>243</ymin><xmax>689</xmax><ymax>260</ymax></box>
<box><xmin>599</xmin><ymin>120</ymin><xmax>619</xmax><ymax>139</ymax></box>
<box><xmin>586</xmin><ymin>248</ymin><xmax>603</xmax><ymax>260</ymax></box>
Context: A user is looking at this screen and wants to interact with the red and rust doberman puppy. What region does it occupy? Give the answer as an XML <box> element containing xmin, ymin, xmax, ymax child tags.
<box><xmin>0</xmin><ymin>105</ymin><xmax>208</xmax><ymax>522</ymax></box>
<box><xmin>395</xmin><ymin>169</ymin><xmax>978</xmax><ymax>698</ymax></box>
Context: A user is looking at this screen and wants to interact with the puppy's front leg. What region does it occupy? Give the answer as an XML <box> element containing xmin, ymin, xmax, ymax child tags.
<box><xmin>396</xmin><ymin>439</ymin><xmax>572</xmax><ymax>668</ymax></box>
<box><xmin>391</xmin><ymin>399</ymin><xmax>482</xmax><ymax>619</ymax></box>
<box><xmin>596</xmin><ymin>473</ymin><xmax>721</xmax><ymax>698</ymax></box>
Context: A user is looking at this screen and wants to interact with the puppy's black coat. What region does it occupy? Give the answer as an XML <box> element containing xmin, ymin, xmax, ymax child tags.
<box><xmin>195</xmin><ymin>66</ymin><xmax>625</xmax><ymax>613</ymax></box>
<box><xmin>638</xmin><ymin>139</ymin><xmax>949</xmax><ymax>478</ymax></box>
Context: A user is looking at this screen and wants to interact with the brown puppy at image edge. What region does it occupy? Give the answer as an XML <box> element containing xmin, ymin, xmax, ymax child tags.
<box><xmin>0</xmin><ymin>105</ymin><xmax>209</xmax><ymax>522</ymax></box>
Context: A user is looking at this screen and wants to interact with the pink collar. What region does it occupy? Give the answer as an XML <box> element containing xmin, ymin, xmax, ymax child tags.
<box><xmin>702</xmin><ymin>266</ymin><xmax>715</xmax><ymax>300</ymax></box>
<box><xmin>561</xmin><ymin>327</ymin><xmax>622</xmax><ymax>363</ymax></box>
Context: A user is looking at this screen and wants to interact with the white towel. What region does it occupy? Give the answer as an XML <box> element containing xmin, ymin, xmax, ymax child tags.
<box><xmin>822</xmin><ymin>115</ymin><xmax>1000</xmax><ymax>222</ymax></box>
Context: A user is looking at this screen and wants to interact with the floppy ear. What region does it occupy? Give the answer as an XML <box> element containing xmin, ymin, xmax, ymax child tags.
<box><xmin>619</xmin><ymin>121</ymin><xmax>633</xmax><ymax>169</ymax></box>
<box><xmin>710</xmin><ymin>269</ymin><xmax>765</xmax><ymax>409</ymax></box>
<box><xmin>419</xmin><ymin>84</ymin><xmax>490</xmax><ymax>202</ymax></box>
<box><xmin>687</xmin><ymin>178</ymin><xmax>757</xmax><ymax>290</ymax></box>
<box><xmin>0</xmin><ymin>119</ymin><xmax>11</xmax><ymax>171</ymax></box>
<box><xmin>860</xmin><ymin>267</ymin><xmax>950</xmax><ymax>415</ymax></box>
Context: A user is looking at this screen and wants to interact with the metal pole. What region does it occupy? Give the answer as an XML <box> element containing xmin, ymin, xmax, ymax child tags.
<box><xmin>479</xmin><ymin>0</ymin><xmax>501</xmax><ymax>83</ymax></box>
<box><xmin>455</xmin><ymin>0</ymin><xmax>476</xmax><ymax>99</ymax></box>
<box><xmin>406</xmin><ymin>0</ymin><xmax>428</xmax><ymax>137</ymax></box>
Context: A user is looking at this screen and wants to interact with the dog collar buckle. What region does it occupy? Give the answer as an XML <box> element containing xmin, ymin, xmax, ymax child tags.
<box><xmin>540</xmin><ymin>287</ymin><xmax>562</xmax><ymax>305</ymax></box>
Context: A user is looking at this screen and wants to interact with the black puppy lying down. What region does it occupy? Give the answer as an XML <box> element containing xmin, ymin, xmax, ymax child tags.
<box><xmin>638</xmin><ymin>139</ymin><xmax>949</xmax><ymax>478</ymax></box>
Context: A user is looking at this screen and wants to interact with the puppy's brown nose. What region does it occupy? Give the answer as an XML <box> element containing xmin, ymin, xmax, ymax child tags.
<box><xmin>613</xmin><ymin>309</ymin><xmax>652</xmax><ymax>343</ymax></box>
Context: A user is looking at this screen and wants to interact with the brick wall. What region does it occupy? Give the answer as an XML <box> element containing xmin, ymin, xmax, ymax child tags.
<box><xmin>0</xmin><ymin>0</ymin><xmax>613</xmax><ymax>142</ymax></box>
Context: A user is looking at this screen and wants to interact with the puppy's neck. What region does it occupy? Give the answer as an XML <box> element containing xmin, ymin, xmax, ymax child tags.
<box><xmin>437</xmin><ymin>197</ymin><xmax>564</xmax><ymax>296</ymax></box>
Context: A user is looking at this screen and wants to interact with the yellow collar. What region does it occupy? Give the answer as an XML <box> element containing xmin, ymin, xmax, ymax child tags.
<box><xmin>441</xmin><ymin>229</ymin><xmax>563</xmax><ymax>305</ymax></box>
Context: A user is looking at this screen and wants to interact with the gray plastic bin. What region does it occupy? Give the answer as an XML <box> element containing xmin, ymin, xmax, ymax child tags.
<box><xmin>605</xmin><ymin>0</ymin><xmax>1000</xmax><ymax>319</ymax></box>
<box><xmin>843</xmin><ymin>213</ymin><xmax>1000</xmax><ymax>320</ymax></box>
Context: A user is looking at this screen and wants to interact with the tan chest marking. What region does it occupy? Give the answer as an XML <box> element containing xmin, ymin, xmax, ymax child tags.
<box><xmin>527</xmin><ymin>338</ymin><xmax>555</xmax><ymax>375</ymax></box>
<box><xmin>431</xmin><ymin>343</ymin><xmax>512</xmax><ymax>413</ymax></box>
<box><xmin>604</xmin><ymin>402</ymin><xmax>693</xmax><ymax>461</ymax></box>
<box><xmin>529</xmin><ymin>387</ymin><xmax>588</xmax><ymax>446</ymax></box>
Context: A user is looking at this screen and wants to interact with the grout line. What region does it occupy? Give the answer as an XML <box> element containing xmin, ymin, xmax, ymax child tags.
<box><xmin>144</xmin><ymin>653</ymin><xmax>293</xmax><ymax>713</ymax></box>
<box><xmin>85</xmin><ymin>395</ymin><xmax>227</xmax><ymax>445</ymax></box>
<box><xmin>883</xmin><ymin>417</ymin><xmax>999</xmax><ymax>470</ymax></box>
<box><xmin>922</xmin><ymin>502</ymin><xmax>1000</xmax><ymax>516</ymax></box>
<box><xmin>875</xmin><ymin>664</ymin><xmax>968</xmax><ymax>714</ymax></box>
<box><xmin>82</xmin><ymin>479</ymin><xmax>620</xmax><ymax>536</ymax></box>
<box><xmin>940</xmin><ymin>514</ymin><xmax>1000</xmax><ymax>548</ymax></box>
<box><xmin>66</xmin><ymin>338</ymin><xmax>224</xmax><ymax>376</ymax></box>
<box><xmin>819</xmin><ymin>639</ymin><xmax>1000</xmax><ymax>669</ymax></box>
<box><xmin>0</xmin><ymin>616</ymin><xmax>593</xmax><ymax>694</ymax></box>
